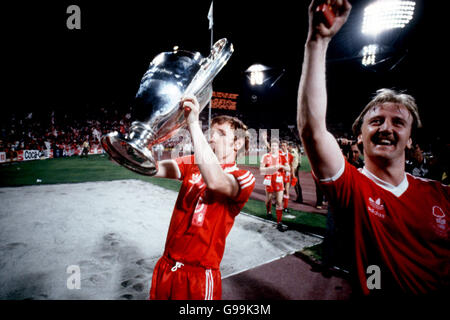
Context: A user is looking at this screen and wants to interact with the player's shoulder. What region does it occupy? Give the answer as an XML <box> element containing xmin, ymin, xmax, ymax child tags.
<box><xmin>176</xmin><ymin>154</ymin><xmax>195</xmax><ymax>165</ymax></box>
<box><xmin>407</xmin><ymin>173</ymin><xmax>450</xmax><ymax>193</ymax></box>
<box><xmin>228</xmin><ymin>167</ymin><xmax>256</xmax><ymax>189</ymax></box>
<box><xmin>226</xmin><ymin>166</ymin><xmax>251</xmax><ymax>178</ymax></box>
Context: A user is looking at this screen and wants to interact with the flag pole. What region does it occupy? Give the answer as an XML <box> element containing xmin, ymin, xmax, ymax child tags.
<box><xmin>208</xmin><ymin>1</ymin><xmax>214</xmax><ymax>137</ymax></box>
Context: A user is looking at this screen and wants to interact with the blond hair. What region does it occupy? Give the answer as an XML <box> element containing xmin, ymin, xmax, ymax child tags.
<box><xmin>352</xmin><ymin>88</ymin><xmax>422</xmax><ymax>138</ymax></box>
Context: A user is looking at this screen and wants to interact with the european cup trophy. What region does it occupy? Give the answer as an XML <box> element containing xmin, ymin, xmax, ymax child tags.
<box><xmin>101</xmin><ymin>38</ymin><xmax>234</xmax><ymax>175</ymax></box>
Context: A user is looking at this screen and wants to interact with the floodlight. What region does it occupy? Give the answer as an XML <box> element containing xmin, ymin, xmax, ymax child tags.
<box><xmin>246</xmin><ymin>64</ymin><xmax>270</xmax><ymax>86</ymax></box>
<box><xmin>362</xmin><ymin>44</ymin><xmax>379</xmax><ymax>66</ymax></box>
<box><xmin>362</xmin><ymin>0</ymin><xmax>416</xmax><ymax>36</ymax></box>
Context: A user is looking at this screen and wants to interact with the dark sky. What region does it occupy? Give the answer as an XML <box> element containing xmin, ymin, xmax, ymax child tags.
<box><xmin>3</xmin><ymin>0</ymin><xmax>448</xmax><ymax>141</ymax></box>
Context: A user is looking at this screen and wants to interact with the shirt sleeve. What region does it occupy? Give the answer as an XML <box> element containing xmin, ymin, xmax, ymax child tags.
<box><xmin>314</xmin><ymin>160</ymin><xmax>356</xmax><ymax>210</ymax></box>
<box><xmin>230</xmin><ymin>169</ymin><xmax>256</xmax><ymax>206</ymax></box>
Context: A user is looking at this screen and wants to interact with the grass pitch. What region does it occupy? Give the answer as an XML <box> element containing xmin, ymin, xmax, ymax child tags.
<box><xmin>0</xmin><ymin>154</ymin><xmax>325</xmax><ymax>234</ymax></box>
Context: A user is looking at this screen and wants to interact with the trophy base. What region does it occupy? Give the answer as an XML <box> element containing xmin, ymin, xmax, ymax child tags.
<box><xmin>101</xmin><ymin>131</ymin><xmax>158</xmax><ymax>176</ymax></box>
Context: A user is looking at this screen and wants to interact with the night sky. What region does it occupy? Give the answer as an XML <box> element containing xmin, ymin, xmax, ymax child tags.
<box><xmin>3</xmin><ymin>0</ymin><xmax>448</xmax><ymax>142</ymax></box>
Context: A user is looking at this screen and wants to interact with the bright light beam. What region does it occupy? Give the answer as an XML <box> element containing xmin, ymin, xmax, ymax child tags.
<box><xmin>246</xmin><ymin>64</ymin><xmax>269</xmax><ymax>86</ymax></box>
<box><xmin>362</xmin><ymin>0</ymin><xmax>416</xmax><ymax>36</ymax></box>
<box><xmin>362</xmin><ymin>44</ymin><xmax>379</xmax><ymax>66</ymax></box>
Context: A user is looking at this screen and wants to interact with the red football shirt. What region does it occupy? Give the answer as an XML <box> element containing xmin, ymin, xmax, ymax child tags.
<box><xmin>261</xmin><ymin>153</ymin><xmax>286</xmax><ymax>177</ymax></box>
<box><xmin>318</xmin><ymin>160</ymin><xmax>449</xmax><ymax>295</ymax></box>
<box><xmin>261</xmin><ymin>153</ymin><xmax>285</xmax><ymax>191</ymax></box>
<box><xmin>279</xmin><ymin>151</ymin><xmax>293</xmax><ymax>167</ymax></box>
<box><xmin>163</xmin><ymin>155</ymin><xmax>255</xmax><ymax>270</ymax></box>
<box><xmin>279</xmin><ymin>150</ymin><xmax>293</xmax><ymax>180</ymax></box>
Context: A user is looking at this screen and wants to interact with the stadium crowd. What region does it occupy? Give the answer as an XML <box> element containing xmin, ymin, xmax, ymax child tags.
<box><xmin>0</xmin><ymin>105</ymin><xmax>448</xmax><ymax>186</ymax></box>
<box><xmin>0</xmin><ymin>107</ymin><xmax>132</xmax><ymax>161</ymax></box>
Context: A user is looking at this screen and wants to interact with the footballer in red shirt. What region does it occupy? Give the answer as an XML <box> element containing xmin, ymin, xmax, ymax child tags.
<box><xmin>297</xmin><ymin>0</ymin><xmax>449</xmax><ymax>295</ymax></box>
<box><xmin>149</xmin><ymin>96</ymin><xmax>255</xmax><ymax>300</ymax></box>
<box><xmin>260</xmin><ymin>139</ymin><xmax>290</xmax><ymax>231</ymax></box>
<box><xmin>280</xmin><ymin>141</ymin><xmax>294</xmax><ymax>213</ymax></box>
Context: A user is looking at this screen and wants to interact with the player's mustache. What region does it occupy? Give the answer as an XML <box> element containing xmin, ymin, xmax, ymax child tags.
<box><xmin>371</xmin><ymin>131</ymin><xmax>397</xmax><ymax>145</ymax></box>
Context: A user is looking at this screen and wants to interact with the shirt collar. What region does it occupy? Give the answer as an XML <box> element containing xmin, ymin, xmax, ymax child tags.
<box><xmin>360</xmin><ymin>167</ymin><xmax>409</xmax><ymax>197</ymax></box>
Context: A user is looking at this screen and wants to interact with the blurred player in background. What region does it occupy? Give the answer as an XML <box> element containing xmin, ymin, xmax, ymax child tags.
<box><xmin>260</xmin><ymin>139</ymin><xmax>290</xmax><ymax>231</ymax></box>
<box><xmin>149</xmin><ymin>95</ymin><xmax>255</xmax><ymax>300</ymax></box>
<box><xmin>280</xmin><ymin>141</ymin><xmax>294</xmax><ymax>213</ymax></box>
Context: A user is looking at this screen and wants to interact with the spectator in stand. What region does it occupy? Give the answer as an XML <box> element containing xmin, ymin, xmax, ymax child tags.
<box><xmin>406</xmin><ymin>143</ymin><xmax>430</xmax><ymax>178</ymax></box>
<box><xmin>290</xmin><ymin>142</ymin><xmax>304</xmax><ymax>203</ymax></box>
<box><xmin>80</xmin><ymin>139</ymin><xmax>90</xmax><ymax>158</ymax></box>
<box><xmin>348</xmin><ymin>141</ymin><xmax>364</xmax><ymax>168</ymax></box>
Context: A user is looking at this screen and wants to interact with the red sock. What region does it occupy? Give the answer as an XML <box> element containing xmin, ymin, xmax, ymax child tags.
<box><xmin>276</xmin><ymin>209</ymin><xmax>283</xmax><ymax>223</ymax></box>
<box><xmin>283</xmin><ymin>195</ymin><xmax>289</xmax><ymax>209</ymax></box>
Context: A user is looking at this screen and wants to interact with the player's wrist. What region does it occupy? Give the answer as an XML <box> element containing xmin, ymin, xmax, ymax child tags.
<box><xmin>305</xmin><ymin>37</ymin><xmax>330</xmax><ymax>50</ymax></box>
<box><xmin>186</xmin><ymin>119</ymin><xmax>200</xmax><ymax>130</ymax></box>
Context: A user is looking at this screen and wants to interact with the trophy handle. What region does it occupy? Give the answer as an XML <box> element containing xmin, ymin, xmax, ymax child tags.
<box><xmin>184</xmin><ymin>38</ymin><xmax>234</xmax><ymax>99</ymax></box>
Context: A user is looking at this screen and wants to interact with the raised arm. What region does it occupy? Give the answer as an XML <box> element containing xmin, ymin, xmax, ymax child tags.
<box><xmin>259</xmin><ymin>160</ymin><xmax>280</xmax><ymax>176</ymax></box>
<box><xmin>297</xmin><ymin>0</ymin><xmax>351</xmax><ymax>180</ymax></box>
<box><xmin>181</xmin><ymin>96</ymin><xmax>240</xmax><ymax>198</ymax></box>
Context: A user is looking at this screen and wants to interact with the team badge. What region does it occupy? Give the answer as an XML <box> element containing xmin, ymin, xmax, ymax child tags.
<box><xmin>192</xmin><ymin>196</ymin><xmax>207</xmax><ymax>227</ymax></box>
<box><xmin>431</xmin><ymin>206</ymin><xmax>447</xmax><ymax>238</ymax></box>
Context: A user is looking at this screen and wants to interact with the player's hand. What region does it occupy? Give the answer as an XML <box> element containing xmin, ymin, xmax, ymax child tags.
<box><xmin>308</xmin><ymin>0</ymin><xmax>352</xmax><ymax>41</ymax></box>
<box><xmin>181</xmin><ymin>95</ymin><xmax>200</xmax><ymax>125</ymax></box>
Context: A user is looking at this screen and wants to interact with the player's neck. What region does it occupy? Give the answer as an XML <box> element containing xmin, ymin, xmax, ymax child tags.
<box><xmin>217</xmin><ymin>152</ymin><xmax>237</xmax><ymax>166</ymax></box>
<box><xmin>364</xmin><ymin>157</ymin><xmax>406</xmax><ymax>187</ymax></box>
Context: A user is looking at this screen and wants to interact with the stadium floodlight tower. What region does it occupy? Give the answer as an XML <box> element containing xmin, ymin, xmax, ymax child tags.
<box><xmin>246</xmin><ymin>64</ymin><xmax>270</xmax><ymax>86</ymax></box>
<box><xmin>361</xmin><ymin>44</ymin><xmax>379</xmax><ymax>66</ymax></box>
<box><xmin>362</xmin><ymin>0</ymin><xmax>416</xmax><ymax>36</ymax></box>
<box><xmin>361</xmin><ymin>0</ymin><xmax>416</xmax><ymax>66</ymax></box>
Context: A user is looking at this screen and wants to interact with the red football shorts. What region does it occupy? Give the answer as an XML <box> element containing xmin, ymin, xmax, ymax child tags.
<box><xmin>149</xmin><ymin>256</ymin><xmax>222</xmax><ymax>300</ymax></box>
<box><xmin>264</xmin><ymin>174</ymin><xmax>284</xmax><ymax>193</ymax></box>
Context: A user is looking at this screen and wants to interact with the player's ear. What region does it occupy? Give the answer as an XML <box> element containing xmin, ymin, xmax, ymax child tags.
<box><xmin>406</xmin><ymin>137</ymin><xmax>413</xmax><ymax>150</ymax></box>
<box><xmin>357</xmin><ymin>134</ymin><xmax>364</xmax><ymax>153</ymax></box>
<box><xmin>234</xmin><ymin>137</ymin><xmax>245</xmax><ymax>152</ymax></box>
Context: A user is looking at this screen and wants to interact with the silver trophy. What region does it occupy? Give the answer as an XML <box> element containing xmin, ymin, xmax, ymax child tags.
<box><xmin>101</xmin><ymin>38</ymin><xmax>233</xmax><ymax>175</ymax></box>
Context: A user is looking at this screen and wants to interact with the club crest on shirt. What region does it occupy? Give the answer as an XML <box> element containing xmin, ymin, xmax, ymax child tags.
<box><xmin>189</xmin><ymin>173</ymin><xmax>203</xmax><ymax>185</ymax></box>
<box><xmin>431</xmin><ymin>206</ymin><xmax>447</xmax><ymax>238</ymax></box>
<box><xmin>367</xmin><ymin>197</ymin><xmax>386</xmax><ymax>219</ymax></box>
<box><xmin>192</xmin><ymin>196</ymin><xmax>207</xmax><ymax>227</ymax></box>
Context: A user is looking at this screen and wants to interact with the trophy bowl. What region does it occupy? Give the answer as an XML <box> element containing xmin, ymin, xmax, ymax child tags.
<box><xmin>101</xmin><ymin>38</ymin><xmax>233</xmax><ymax>175</ymax></box>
